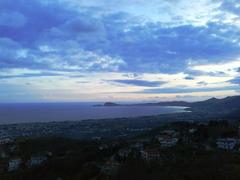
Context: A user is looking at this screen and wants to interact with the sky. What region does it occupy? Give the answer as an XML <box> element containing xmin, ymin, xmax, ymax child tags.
<box><xmin>0</xmin><ymin>0</ymin><xmax>240</xmax><ymax>102</ymax></box>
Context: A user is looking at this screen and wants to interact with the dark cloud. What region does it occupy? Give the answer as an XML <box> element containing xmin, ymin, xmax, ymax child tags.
<box><xmin>139</xmin><ymin>86</ymin><xmax>238</xmax><ymax>94</ymax></box>
<box><xmin>1</xmin><ymin>0</ymin><xmax>240</xmax><ymax>75</ymax></box>
<box><xmin>0</xmin><ymin>0</ymin><xmax>76</xmax><ymax>45</ymax></box>
<box><xmin>184</xmin><ymin>76</ymin><xmax>194</xmax><ymax>80</ymax></box>
<box><xmin>0</xmin><ymin>72</ymin><xmax>62</xmax><ymax>79</ymax></box>
<box><xmin>68</xmin><ymin>75</ymin><xmax>85</xmax><ymax>78</ymax></box>
<box><xmin>110</xmin><ymin>79</ymin><xmax>166</xmax><ymax>87</ymax></box>
<box><xmin>229</xmin><ymin>77</ymin><xmax>240</xmax><ymax>85</ymax></box>
<box><xmin>197</xmin><ymin>81</ymin><xmax>208</xmax><ymax>86</ymax></box>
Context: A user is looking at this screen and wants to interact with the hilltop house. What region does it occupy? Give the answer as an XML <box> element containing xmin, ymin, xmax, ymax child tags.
<box><xmin>101</xmin><ymin>160</ymin><xmax>120</xmax><ymax>175</ymax></box>
<box><xmin>157</xmin><ymin>130</ymin><xmax>179</xmax><ymax>148</ymax></box>
<box><xmin>118</xmin><ymin>148</ymin><xmax>131</xmax><ymax>159</ymax></box>
<box><xmin>0</xmin><ymin>138</ymin><xmax>13</xmax><ymax>145</ymax></box>
<box><xmin>216</xmin><ymin>138</ymin><xmax>237</xmax><ymax>150</ymax></box>
<box><xmin>28</xmin><ymin>155</ymin><xmax>47</xmax><ymax>167</ymax></box>
<box><xmin>141</xmin><ymin>148</ymin><xmax>161</xmax><ymax>161</ymax></box>
<box><xmin>8</xmin><ymin>158</ymin><xmax>22</xmax><ymax>172</ymax></box>
<box><xmin>130</xmin><ymin>142</ymin><xmax>144</xmax><ymax>150</ymax></box>
<box><xmin>158</xmin><ymin>137</ymin><xmax>179</xmax><ymax>148</ymax></box>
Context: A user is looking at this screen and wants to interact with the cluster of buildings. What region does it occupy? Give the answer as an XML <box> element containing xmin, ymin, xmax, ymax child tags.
<box><xmin>6</xmin><ymin>155</ymin><xmax>48</xmax><ymax>172</ymax></box>
<box><xmin>99</xmin><ymin>123</ymin><xmax>240</xmax><ymax>176</ymax></box>
<box><xmin>156</xmin><ymin>130</ymin><xmax>179</xmax><ymax>148</ymax></box>
<box><xmin>99</xmin><ymin>129</ymin><xmax>181</xmax><ymax>174</ymax></box>
<box><xmin>215</xmin><ymin>125</ymin><xmax>240</xmax><ymax>150</ymax></box>
<box><xmin>0</xmin><ymin>135</ymin><xmax>49</xmax><ymax>174</ymax></box>
<box><xmin>216</xmin><ymin>138</ymin><xmax>238</xmax><ymax>150</ymax></box>
<box><xmin>0</xmin><ymin>120</ymin><xmax>240</xmax><ymax>177</ymax></box>
<box><xmin>0</xmin><ymin>120</ymin><xmax>155</xmax><ymax>140</ymax></box>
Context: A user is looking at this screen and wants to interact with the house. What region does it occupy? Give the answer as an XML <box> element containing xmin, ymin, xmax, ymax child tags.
<box><xmin>46</xmin><ymin>151</ymin><xmax>53</xmax><ymax>157</ymax></box>
<box><xmin>160</xmin><ymin>130</ymin><xmax>179</xmax><ymax>137</ymax></box>
<box><xmin>137</xmin><ymin>138</ymin><xmax>152</xmax><ymax>145</ymax></box>
<box><xmin>118</xmin><ymin>148</ymin><xmax>131</xmax><ymax>159</ymax></box>
<box><xmin>0</xmin><ymin>138</ymin><xmax>13</xmax><ymax>145</ymax></box>
<box><xmin>28</xmin><ymin>155</ymin><xmax>47</xmax><ymax>167</ymax></box>
<box><xmin>99</xmin><ymin>144</ymin><xmax>109</xmax><ymax>150</ymax></box>
<box><xmin>101</xmin><ymin>160</ymin><xmax>120</xmax><ymax>175</ymax></box>
<box><xmin>189</xmin><ymin>128</ymin><xmax>197</xmax><ymax>134</ymax></box>
<box><xmin>158</xmin><ymin>137</ymin><xmax>179</xmax><ymax>148</ymax></box>
<box><xmin>8</xmin><ymin>158</ymin><xmax>22</xmax><ymax>172</ymax></box>
<box><xmin>141</xmin><ymin>148</ymin><xmax>161</xmax><ymax>161</ymax></box>
<box><xmin>130</xmin><ymin>142</ymin><xmax>144</xmax><ymax>150</ymax></box>
<box><xmin>157</xmin><ymin>130</ymin><xmax>179</xmax><ymax>148</ymax></box>
<box><xmin>9</xmin><ymin>144</ymin><xmax>18</xmax><ymax>153</ymax></box>
<box><xmin>92</xmin><ymin>136</ymin><xmax>101</xmax><ymax>140</ymax></box>
<box><xmin>216</xmin><ymin>138</ymin><xmax>237</xmax><ymax>150</ymax></box>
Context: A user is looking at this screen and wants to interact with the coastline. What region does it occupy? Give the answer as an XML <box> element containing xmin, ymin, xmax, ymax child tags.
<box><xmin>0</xmin><ymin>105</ymin><xmax>188</xmax><ymax>125</ymax></box>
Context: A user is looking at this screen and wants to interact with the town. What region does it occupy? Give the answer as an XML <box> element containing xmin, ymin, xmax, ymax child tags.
<box><xmin>1</xmin><ymin>119</ymin><xmax>240</xmax><ymax>179</ymax></box>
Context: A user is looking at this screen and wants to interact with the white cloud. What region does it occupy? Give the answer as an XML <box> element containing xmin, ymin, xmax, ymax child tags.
<box><xmin>190</xmin><ymin>59</ymin><xmax>240</xmax><ymax>76</ymax></box>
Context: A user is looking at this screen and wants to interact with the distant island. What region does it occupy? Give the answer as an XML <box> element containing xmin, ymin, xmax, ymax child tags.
<box><xmin>94</xmin><ymin>102</ymin><xmax>120</xmax><ymax>107</ymax></box>
<box><xmin>103</xmin><ymin>102</ymin><xmax>120</xmax><ymax>106</ymax></box>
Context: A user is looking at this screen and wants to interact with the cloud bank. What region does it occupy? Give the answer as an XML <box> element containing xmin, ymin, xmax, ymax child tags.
<box><xmin>0</xmin><ymin>0</ymin><xmax>240</xmax><ymax>102</ymax></box>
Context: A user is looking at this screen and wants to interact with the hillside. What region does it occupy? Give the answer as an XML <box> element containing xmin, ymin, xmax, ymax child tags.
<box><xmin>104</xmin><ymin>96</ymin><xmax>240</xmax><ymax>117</ymax></box>
<box><xmin>189</xmin><ymin>96</ymin><xmax>240</xmax><ymax>114</ymax></box>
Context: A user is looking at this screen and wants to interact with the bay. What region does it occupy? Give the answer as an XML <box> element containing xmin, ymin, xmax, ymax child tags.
<box><xmin>0</xmin><ymin>103</ymin><xmax>187</xmax><ymax>124</ymax></box>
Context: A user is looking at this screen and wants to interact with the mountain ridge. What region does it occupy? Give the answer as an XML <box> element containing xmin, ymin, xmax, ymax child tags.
<box><xmin>102</xmin><ymin>95</ymin><xmax>240</xmax><ymax>117</ymax></box>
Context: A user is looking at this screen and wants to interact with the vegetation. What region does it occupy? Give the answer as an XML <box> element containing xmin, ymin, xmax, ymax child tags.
<box><xmin>1</xmin><ymin>120</ymin><xmax>240</xmax><ymax>180</ymax></box>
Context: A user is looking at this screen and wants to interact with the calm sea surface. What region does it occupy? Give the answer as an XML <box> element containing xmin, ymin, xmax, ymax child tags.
<box><xmin>0</xmin><ymin>103</ymin><xmax>187</xmax><ymax>124</ymax></box>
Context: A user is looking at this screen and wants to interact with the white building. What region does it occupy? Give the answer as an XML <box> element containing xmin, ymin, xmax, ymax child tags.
<box><xmin>118</xmin><ymin>148</ymin><xmax>131</xmax><ymax>158</ymax></box>
<box><xmin>189</xmin><ymin>128</ymin><xmax>197</xmax><ymax>134</ymax></box>
<box><xmin>101</xmin><ymin>160</ymin><xmax>120</xmax><ymax>175</ymax></box>
<box><xmin>141</xmin><ymin>148</ymin><xmax>161</xmax><ymax>161</ymax></box>
<box><xmin>8</xmin><ymin>158</ymin><xmax>22</xmax><ymax>172</ymax></box>
<box><xmin>216</xmin><ymin>138</ymin><xmax>237</xmax><ymax>150</ymax></box>
<box><xmin>28</xmin><ymin>155</ymin><xmax>47</xmax><ymax>167</ymax></box>
<box><xmin>0</xmin><ymin>138</ymin><xmax>13</xmax><ymax>145</ymax></box>
<box><xmin>130</xmin><ymin>142</ymin><xmax>143</xmax><ymax>150</ymax></box>
<box><xmin>158</xmin><ymin>137</ymin><xmax>179</xmax><ymax>148</ymax></box>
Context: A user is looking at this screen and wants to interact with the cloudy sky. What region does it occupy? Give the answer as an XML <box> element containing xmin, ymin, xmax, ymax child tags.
<box><xmin>0</xmin><ymin>0</ymin><xmax>240</xmax><ymax>102</ymax></box>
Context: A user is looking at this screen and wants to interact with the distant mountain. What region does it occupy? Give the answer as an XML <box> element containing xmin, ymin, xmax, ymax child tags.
<box><xmin>103</xmin><ymin>102</ymin><xmax>120</xmax><ymax>106</ymax></box>
<box><xmin>133</xmin><ymin>101</ymin><xmax>190</xmax><ymax>107</ymax></box>
<box><xmin>102</xmin><ymin>96</ymin><xmax>240</xmax><ymax>117</ymax></box>
<box><xmin>190</xmin><ymin>96</ymin><xmax>240</xmax><ymax>111</ymax></box>
<box><xmin>156</xmin><ymin>96</ymin><xmax>240</xmax><ymax>117</ymax></box>
<box><xmin>145</xmin><ymin>96</ymin><xmax>240</xmax><ymax>110</ymax></box>
<box><xmin>100</xmin><ymin>96</ymin><xmax>240</xmax><ymax>116</ymax></box>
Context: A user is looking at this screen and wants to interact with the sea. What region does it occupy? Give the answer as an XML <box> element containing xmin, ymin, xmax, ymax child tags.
<box><xmin>0</xmin><ymin>103</ymin><xmax>187</xmax><ymax>124</ymax></box>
